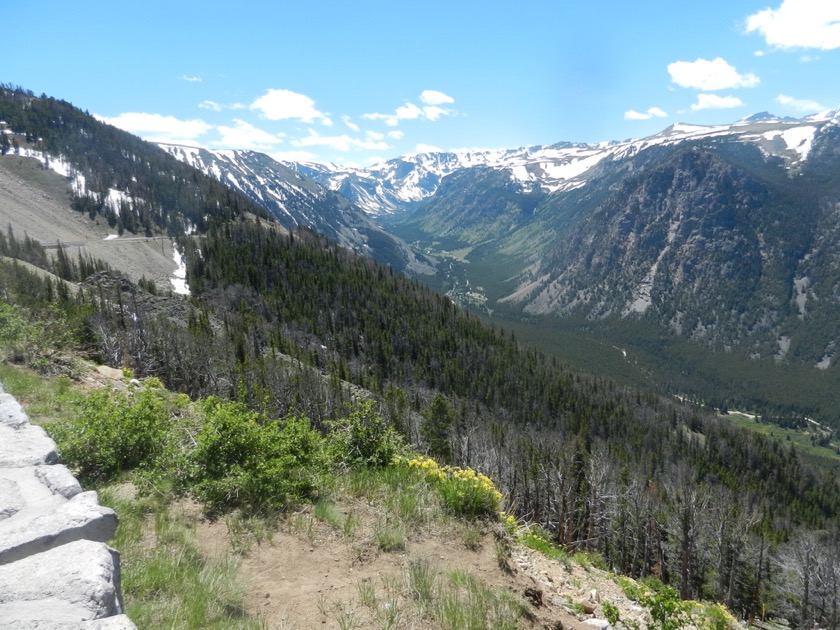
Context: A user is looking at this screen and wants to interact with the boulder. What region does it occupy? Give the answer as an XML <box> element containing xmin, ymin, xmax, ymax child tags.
<box><xmin>0</xmin><ymin>380</ymin><xmax>133</xmax><ymax>627</ymax></box>
<box><xmin>0</xmin><ymin>539</ymin><xmax>124</xmax><ymax>627</ymax></box>
<box><xmin>34</xmin><ymin>464</ymin><xmax>83</xmax><ymax>499</ymax></box>
<box><xmin>0</xmin><ymin>464</ymin><xmax>83</xmax><ymax>523</ymax></box>
<box><xmin>95</xmin><ymin>365</ymin><xmax>124</xmax><ymax>381</ymax></box>
<box><xmin>0</xmin><ymin>478</ymin><xmax>25</xmax><ymax>520</ymax></box>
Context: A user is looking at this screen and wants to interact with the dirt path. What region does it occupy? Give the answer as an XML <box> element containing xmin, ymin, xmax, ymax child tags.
<box><xmin>185</xmin><ymin>496</ymin><xmax>623</xmax><ymax>630</ymax></box>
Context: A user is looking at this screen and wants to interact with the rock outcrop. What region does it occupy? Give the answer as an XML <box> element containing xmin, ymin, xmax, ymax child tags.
<box><xmin>0</xmin><ymin>382</ymin><xmax>135</xmax><ymax>629</ymax></box>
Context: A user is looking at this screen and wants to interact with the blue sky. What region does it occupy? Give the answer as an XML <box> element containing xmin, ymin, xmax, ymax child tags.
<box><xmin>4</xmin><ymin>0</ymin><xmax>839</xmax><ymax>165</ymax></box>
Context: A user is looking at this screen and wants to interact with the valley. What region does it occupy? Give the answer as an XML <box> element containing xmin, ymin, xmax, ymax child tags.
<box><xmin>2</xmin><ymin>85</ymin><xmax>840</xmax><ymax>628</ymax></box>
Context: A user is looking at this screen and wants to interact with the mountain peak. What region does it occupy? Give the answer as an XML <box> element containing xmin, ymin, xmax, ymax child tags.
<box><xmin>740</xmin><ymin>111</ymin><xmax>779</xmax><ymax>123</ymax></box>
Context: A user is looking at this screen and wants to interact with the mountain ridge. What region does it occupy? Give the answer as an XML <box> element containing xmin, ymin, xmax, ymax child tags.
<box><xmin>288</xmin><ymin>109</ymin><xmax>840</xmax><ymax>215</ymax></box>
<box><xmin>158</xmin><ymin>143</ymin><xmax>435</xmax><ymax>275</ymax></box>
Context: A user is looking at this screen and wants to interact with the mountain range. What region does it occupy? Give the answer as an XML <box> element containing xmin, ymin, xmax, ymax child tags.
<box><xmin>4</xmin><ymin>83</ymin><xmax>840</xmax><ymax>422</ymax></box>
<box><xmin>166</xmin><ymin>110</ymin><xmax>840</xmax><ymax>365</ymax></box>
<box><xmin>2</xmin><ymin>86</ymin><xmax>840</xmax><ymax>627</ymax></box>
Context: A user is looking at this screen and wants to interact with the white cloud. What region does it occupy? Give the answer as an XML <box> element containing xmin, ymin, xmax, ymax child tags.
<box><xmin>745</xmin><ymin>0</ymin><xmax>840</xmax><ymax>50</ymax></box>
<box><xmin>363</xmin><ymin>91</ymin><xmax>455</xmax><ymax>126</ymax></box>
<box><xmin>251</xmin><ymin>89</ymin><xmax>332</xmax><ymax>125</ymax></box>
<box><xmin>668</xmin><ymin>57</ymin><xmax>760</xmax><ymax>91</ymax></box>
<box><xmin>198</xmin><ymin>100</ymin><xmax>223</xmax><ymax>112</ymax></box>
<box><xmin>342</xmin><ymin>115</ymin><xmax>360</xmax><ymax>132</ymax></box>
<box><xmin>422</xmin><ymin>105</ymin><xmax>450</xmax><ymax>121</ymax></box>
<box><xmin>420</xmin><ymin>90</ymin><xmax>455</xmax><ymax>105</ymax></box>
<box><xmin>97</xmin><ymin>112</ymin><xmax>212</xmax><ymax>144</ymax></box>
<box><xmin>291</xmin><ymin>129</ymin><xmax>390</xmax><ymax>152</ymax></box>
<box><xmin>182</xmin><ymin>75</ymin><xmax>202</xmax><ymax>83</ymax></box>
<box><xmin>387</xmin><ymin>130</ymin><xmax>404</xmax><ymax>140</ymax></box>
<box><xmin>624</xmin><ymin>107</ymin><xmax>668</xmax><ymax>120</ymax></box>
<box><xmin>776</xmin><ymin>94</ymin><xmax>825</xmax><ymax>112</ymax></box>
<box><xmin>394</xmin><ymin>102</ymin><xmax>425</xmax><ymax>123</ymax></box>
<box><xmin>690</xmin><ymin>94</ymin><xmax>744</xmax><ymax>110</ymax></box>
<box><xmin>365</xmin><ymin>130</ymin><xmax>385</xmax><ymax>141</ymax></box>
<box><xmin>214</xmin><ymin>119</ymin><xmax>284</xmax><ymax>150</ymax></box>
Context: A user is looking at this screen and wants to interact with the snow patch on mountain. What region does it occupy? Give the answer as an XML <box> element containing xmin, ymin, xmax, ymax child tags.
<box><xmin>290</xmin><ymin>111</ymin><xmax>840</xmax><ymax>216</ymax></box>
<box><xmin>170</xmin><ymin>244</ymin><xmax>190</xmax><ymax>296</ymax></box>
<box><xmin>771</xmin><ymin>126</ymin><xmax>816</xmax><ymax>161</ymax></box>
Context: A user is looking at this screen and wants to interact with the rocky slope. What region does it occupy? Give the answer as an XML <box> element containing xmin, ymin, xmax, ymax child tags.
<box><xmin>160</xmin><ymin>145</ymin><xmax>434</xmax><ymax>275</ymax></box>
<box><xmin>369</xmin><ymin>112</ymin><xmax>840</xmax><ymax>369</ymax></box>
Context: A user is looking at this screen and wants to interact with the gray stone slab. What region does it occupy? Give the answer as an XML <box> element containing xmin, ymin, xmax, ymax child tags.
<box><xmin>0</xmin><ymin>464</ymin><xmax>83</xmax><ymax>526</ymax></box>
<box><xmin>0</xmin><ymin>423</ymin><xmax>58</xmax><ymax>467</ymax></box>
<box><xmin>0</xmin><ymin>477</ymin><xmax>25</xmax><ymax>520</ymax></box>
<box><xmin>0</xmin><ymin>490</ymin><xmax>118</xmax><ymax>566</ymax></box>
<box><xmin>35</xmin><ymin>464</ymin><xmax>83</xmax><ymax>499</ymax></box>
<box><xmin>0</xmin><ymin>392</ymin><xmax>29</xmax><ymax>429</ymax></box>
<box><xmin>81</xmin><ymin>614</ymin><xmax>139</xmax><ymax>629</ymax></box>
<box><xmin>0</xmin><ymin>539</ymin><xmax>123</xmax><ymax>628</ymax></box>
<box><xmin>1</xmin><ymin>463</ymin><xmax>79</xmax><ymax>503</ymax></box>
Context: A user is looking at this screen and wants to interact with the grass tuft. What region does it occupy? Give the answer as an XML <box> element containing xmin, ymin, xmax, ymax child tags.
<box><xmin>99</xmin><ymin>487</ymin><xmax>263</xmax><ymax>629</ymax></box>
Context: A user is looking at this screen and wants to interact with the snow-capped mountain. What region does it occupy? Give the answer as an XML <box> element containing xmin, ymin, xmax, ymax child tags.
<box><xmin>162</xmin><ymin>111</ymin><xmax>840</xmax><ymax>368</ymax></box>
<box><xmin>159</xmin><ymin>145</ymin><xmax>434</xmax><ymax>275</ymax></box>
<box><xmin>318</xmin><ymin>109</ymin><xmax>840</xmax><ymax>370</ymax></box>
<box><xmin>290</xmin><ymin>110</ymin><xmax>840</xmax><ymax>216</ymax></box>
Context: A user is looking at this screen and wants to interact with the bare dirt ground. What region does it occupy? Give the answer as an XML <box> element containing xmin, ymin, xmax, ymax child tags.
<box><xmin>0</xmin><ymin>155</ymin><xmax>179</xmax><ymax>291</ymax></box>
<box><xmin>182</xmin><ymin>494</ymin><xmax>645</xmax><ymax>630</ymax></box>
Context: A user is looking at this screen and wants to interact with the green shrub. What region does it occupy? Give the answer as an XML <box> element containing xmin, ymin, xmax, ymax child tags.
<box><xmin>0</xmin><ymin>302</ymin><xmax>37</xmax><ymax>363</ymax></box>
<box><xmin>519</xmin><ymin>525</ymin><xmax>571</xmax><ymax>564</ymax></box>
<box><xmin>398</xmin><ymin>456</ymin><xmax>503</xmax><ymax>520</ymax></box>
<box><xmin>51</xmin><ymin>385</ymin><xmax>175</xmax><ymax>483</ymax></box>
<box><xmin>697</xmin><ymin>602</ymin><xmax>737</xmax><ymax>630</ymax></box>
<box><xmin>633</xmin><ymin>578</ymin><xmax>693</xmax><ymax>630</ymax></box>
<box><xmin>602</xmin><ymin>601</ymin><xmax>621</xmax><ymax>625</ymax></box>
<box><xmin>184</xmin><ymin>398</ymin><xmax>326</xmax><ymax>515</ymax></box>
<box><xmin>573</xmin><ymin>550</ymin><xmax>609</xmax><ymax>570</ymax></box>
<box><xmin>437</xmin><ymin>470</ymin><xmax>502</xmax><ymax>519</ymax></box>
<box><xmin>0</xmin><ymin>302</ymin><xmax>81</xmax><ymax>372</ymax></box>
<box><xmin>326</xmin><ymin>400</ymin><xmax>404</xmax><ymax>468</ymax></box>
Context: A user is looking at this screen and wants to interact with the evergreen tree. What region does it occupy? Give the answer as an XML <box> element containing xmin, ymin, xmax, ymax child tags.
<box><xmin>421</xmin><ymin>394</ymin><xmax>454</xmax><ymax>463</ymax></box>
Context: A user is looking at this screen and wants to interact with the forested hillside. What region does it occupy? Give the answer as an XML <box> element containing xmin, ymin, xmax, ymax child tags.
<box><xmin>0</xmin><ymin>85</ymin><xmax>271</xmax><ymax>236</ymax></box>
<box><xmin>1</xmin><ymin>85</ymin><xmax>840</xmax><ymax>626</ymax></box>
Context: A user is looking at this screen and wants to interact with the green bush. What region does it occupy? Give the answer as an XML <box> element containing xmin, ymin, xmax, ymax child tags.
<box><xmin>398</xmin><ymin>456</ymin><xmax>503</xmax><ymax>520</ymax></box>
<box><xmin>0</xmin><ymin>302</ymin><xmax>82</xmax><ymax>372</ymax></box>
<box><xmin>436</xmin><ymin>469</ymin><xmax>503</xmax><ymax>519</ymax></box>
<box><xmin>184</xmin><ymin>398</ymin><xmax>326</xmax><ymax>515</ymax></box>
<box><xmin>518</xmin><ymin>526</ymin><xmax>571</xmax><ymax>564</ymax></box>
<box><xmin>633</xmin><ymin>578</ymin><xmax>693</xmax><ymax>630</ymax></box>
<box><xmin>0</xmin><ymin>302</ymin><xmax>39</xmax><ymax>363</ymax></box>
<box><xmin>326</xmin><ymin>400</ymin><xmax>404</xmax><ymax>468</ymax></box>
<box><xmin>51</xmin><ymin>385</ymin><xmax>176</xmax><ymax>483</ymax></box>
